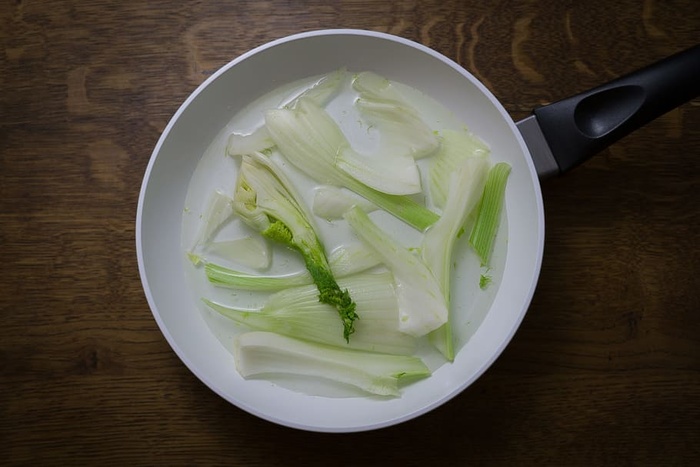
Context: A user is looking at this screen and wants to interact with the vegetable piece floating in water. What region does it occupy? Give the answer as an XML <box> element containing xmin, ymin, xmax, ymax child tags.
<box><xmin>204</xmin><ymin>236</ymin><xmax>271</xmax><ymax>270</ymax></box>
<box><xmin>233</xmin><ymin>331</ymin><xmax>430</xmax><ymax>397</ymax></box>
<box><xmin>352</xmin><ymin>71</ymin><xmax>440</xmax><ymax>160</ymax></box>
<box><xmin>204</xmin><ymin>272</ymin><xmax>417</xmax><ymax>355</ymax></box>
<box><xmin>203</xmin><ymin>260</ymin><xmax>312</xmax><ymax>291</ymax></box>
<box><xmin>469</xmin><ymin>162</ymin><xmax>511</xmax><ymax>266</ymax></box>
<box><xmin>422</xmin><ymin>156</ymin><xmax>490</xmax><ymax>360</ymax></box>
<box><xmin>226</xmin><ymin>69</ymin><xmax>348</xmax><ymax>158</ymax></box>
<box><xmin>188</xmin><ymin>190</ymin><xmax>235</xmax><ymax>252</ymax></box>
<box><xmin>312</xmin><ymin>185</ymin><xmax>377</xmax><ymax>221</ymax></box>
<box><xmin>233</xmin><ymin>151</ymin><xmax>358</xmax><ymax>341</ymax></box>
<box><xmin>428</xmin><ymin>129</ymin><xmax>490</xmax><ymax>210</ymax></box>
<box><xmin>328</xmin><ymin>242</ymin><xmax>383</xmax><ymax>277</ymax></box>
<box><xmin>344</xmin><ymin>206</ymin><xmax>448</xmax><ymax>337</ymax></box>
<box><xmin>265</xmin><ymin>97</ymin><xmax>439</xmax><ymax>230</ymax></box>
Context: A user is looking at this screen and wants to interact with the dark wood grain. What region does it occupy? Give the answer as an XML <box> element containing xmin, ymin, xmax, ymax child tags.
<box><xmin>1</xmin><ymin>0</ymin><xmax>698</xmax><ymax>465</ymax></box>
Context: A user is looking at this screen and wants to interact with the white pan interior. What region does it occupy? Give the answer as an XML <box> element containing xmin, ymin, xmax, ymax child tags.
<box><xmin>136</xmin><ymin>29</ymin><xmax>544</xmax><ymax>432</ymax></box>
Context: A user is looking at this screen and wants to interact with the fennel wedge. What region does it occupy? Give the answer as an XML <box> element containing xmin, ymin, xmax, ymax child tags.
<box><xmin>265</xmin><ymin>97</ymin><xmax>438</xmax><ymax>230</ymax></box>
<box><xmin>234</xmin><ymin>331</ymin><xmax>430</xmax><ymax>397</ymax></box>
<box><xmin>233</xmin><ymin>152</ymin><xmax>358</xmax><ymax>341</ymax></box>
<box><xmin>204</xmin><ymin>272</ymin><xmax>417</xmax><ymax>355</ymax></box>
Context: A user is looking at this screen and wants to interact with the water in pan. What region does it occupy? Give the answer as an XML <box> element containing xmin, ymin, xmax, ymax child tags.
<box><xmin>180</xmin><ymin>70</ymin><xmax>508</xmax><ymax>397</ymax></box>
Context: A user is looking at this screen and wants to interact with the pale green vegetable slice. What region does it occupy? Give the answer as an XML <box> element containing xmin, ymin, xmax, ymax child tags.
<box><xmin>266</xmin><ymin>97</ymin><xmax>421</xmax><ymax>195</ymax></box>
<box><xmin>227</xmin><ymin>127</ymin><xmax>275</xmax><ymax>157</ymax></box>
<box><xmin>285</xmin><ymin>67</ymin><xmax>347</xmax><ymax>109</ymax></box>
<box><xmin>204</xmin><ymin>272</ymin><xmax>417</xmax><ymax>355</ymax></box>
<box><xmin>312</xmin><ymin>185</ymin><xmax>377</xmax><ymax>221</ymax></box>
<box><xmin>353</xmin><ymin>71</ymin><xmax>440</xmax><ymax>160</ymax></box>
<box><xmin>233</xmin><ymin>151</ymin><xmax>358</xmax><ymax>341</ymax></box>
<box><xmin>189</xmin><ymin>190</ymin><xmax>235</xmax><ymax>251</ymax></box>
<box><xmin>204</xmin><ymin>236</ymin><xmax>271</xmax><ymax>270</ymax></box>
<box><xmin>233</xmin><ymin>331</ymin><xmax>430</xmax><ymax>397</ymax></box>
<box><xmin>200</xmin><ymin>242</ymin><xmax>381</xmax><ymax>291</ymax></box>
<box><xmin>421</xmin><ymin>157</ymin><xmax>491</xmax><ymax>360</ymax></box>
<box><xmin>344</xmin><ymin>206</ymin><xmax>448</xmax><ymax>337</ymax></box>
<box><xmin>265</xmin><ymin>98</ymin><xmax>439</xmax><ymax>230</ymax></box>
<box><xmin>469</xmin><ymin>162</ymin><xmax>511</xmax><ymax>266</ymax></box>
<box><xmin>204</xmin><ymin>261</ymin><xmax>312</xmax><ymax>291</ymax></box>
<box><xmin>340</xmin><ymin>70</ymin><xmax>438</xmax><ymax>193</ymax></box>
<box><xmin>429</xmin><ymin>129</ymin><xmax>490</xmax><ymax>210</ymax></box>
<box><xmin>227</xmin><ymin>69</ymin><xmax>347</xmax><ymax>157</ymax></box>
<box><xmin>328</xmin><ymin>243</ymin><xmax>383</xmax><ymax>277</ymax></box>
<box><xmin>335</xmin><ymin>145</ymin><xmax>422</xmax><ymax>195</ymax></box>
<box><xmin>351</xmin><ymin>71</ymin><xmax>406</xmax><ymax>102</ymax></box>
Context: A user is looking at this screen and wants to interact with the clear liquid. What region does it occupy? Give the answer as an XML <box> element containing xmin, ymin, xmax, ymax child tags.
<box><xmin>180</xmin><ymin>71</ymin><xmax>508</xmax><ymax>396</ymax></box>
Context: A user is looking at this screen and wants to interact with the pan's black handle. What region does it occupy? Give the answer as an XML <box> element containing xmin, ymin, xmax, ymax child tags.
<box><xmin>533</xmin><ymin>44</ymin><xmax>700</xmax><ymax>174</ymax></box>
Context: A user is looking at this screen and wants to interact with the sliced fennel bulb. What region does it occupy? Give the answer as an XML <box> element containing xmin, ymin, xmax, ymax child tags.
<box><xmin>328</xmin><ymin>243</ymin><xmax>383</xmax><ymax>277</ymax></box>
<box><xmin>227</xmin><ymin>69</ymin><xmax>347</xmax><ymax>158</ymax></box>
<box><xmin>285</xmin><ymin>67</ymin><xmax>347</xmax><ymax>109</ymax></box>
<box><xmin>344</xmin><ymin>206</ymin><xmax>448</xmax><ymax>337</ymax></box>
<box><xmin>469</xmin><ymin>162</ymin><xmax>511</xmax><ymax>266</ymax></box>
<box><xmin>227</xmin><ymin>127</ymin><xmax>275</xmax><ymax>157</ymax></box>
<box><xmin>266</xmin><ymin>97</ymin><xmax>421</xmax><ymax>195</ymax></box>
<box><xmin>334</xmin><ymin>145</ymin><xmax>422</xmax><ymax>195</ymax></box>
<box><xmin>233</xmin><ymin>151</ymin><xmax>358</xmax><ymax>341</ymax></box>
<box><xmin>312</xmin><ymin>185</ymin><xmax>377</xmax><ymax>221</ymax></box>
<box><xmin>204</xmin><ymin>272</ymin><xmax>417</xmax><ymax>355</ymax></box>
<box><xmin>265</xmin><ymin>98</ymin><xmax>438</xmax><ymax>230</ymax></box>
<box><xmin>429</xmin><ymin>129</ymin><xmax>490</xmax><ymax>210</ymax></box>
<box><xmin>204</xmin><ymin>261</ymin><xmax>312</xmax><ymax>291</ymax></box>
<box><xmin>421</xmin><ymin>157</ymin><xmax>491</xmax><ymax>360</ymax></box>
<box><xmin>201</xmin><ymin>247</ymin><xmax>381</xmax><ymax>292</ymax></box>
<box><xmin>188</xmin><ymin>190</ymin><xmax>235</xmax><ymax>251</ymax></box>
<box><xmin>289</xmin><ymin>74</ymin><xmax>433</xmax><ymax>195</ymax></box>
<box><xmin>234</xmin><ymin>331</ymin><xmax>430</xmax><ymax>397</ymax></box>
<box><xmin>204</xmin><ymin>237</ymin><xmax>271</xmax><ymax>270</ymax></box>
<box><xmin>352</xmin><ymin>71</ymin><xmax>440</xmax><ymax>160</ymax></box>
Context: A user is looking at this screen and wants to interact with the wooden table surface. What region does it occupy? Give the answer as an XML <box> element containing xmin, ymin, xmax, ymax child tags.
<box><xmin>2</xmin><ymin>1</ymin><xmax>698</xmax><ymax>465</ymax></box>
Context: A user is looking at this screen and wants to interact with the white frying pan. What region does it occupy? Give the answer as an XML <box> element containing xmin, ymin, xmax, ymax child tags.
<box><xmin>136</xmin><ymin>30</ymin><xmax>700</xmax><ymax>432</ymax></box>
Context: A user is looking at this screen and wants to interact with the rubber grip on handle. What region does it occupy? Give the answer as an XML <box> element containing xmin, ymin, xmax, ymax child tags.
<box><xmin>533</xmin><ymin>44</ymin><xmax>700</xmax><ymax>173</ymax></box>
